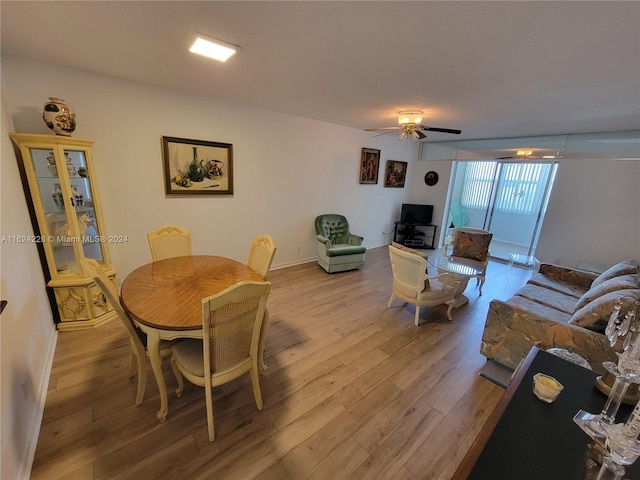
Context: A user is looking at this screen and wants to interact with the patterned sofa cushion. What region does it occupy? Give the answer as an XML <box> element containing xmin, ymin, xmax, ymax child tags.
<box><xmin>574</xmin><ymin>274</ymin><xmax>640</xmax><ymax>312</ymax></box>
<box><xmin>591</xmin><ymin>260</ymin><xmax>639</xmax><ymax>288</ymax></box>
<box><xmin>529</xmin><ymin>264</ymin><xmax>598</xmax><ymax>297</ymax></box>
<box><xmin>515</xmin><ymin>283</ymin><xmax>579</xmax><ymax>315</ymax></box>
<box><xmin>569</xmin><ymin>289</ymin><xmax>640</xmax><ymax>333</ymax></box>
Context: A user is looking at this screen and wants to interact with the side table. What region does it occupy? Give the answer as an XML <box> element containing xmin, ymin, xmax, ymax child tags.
<box><xmin>453</xmin><ymin>348</ymin><xmax>640</xmax><ymax>480</ymax></box>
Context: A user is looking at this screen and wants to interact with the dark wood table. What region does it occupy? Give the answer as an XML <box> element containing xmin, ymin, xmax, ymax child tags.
<box><xmin>121</xmin><ymin>255</ymin><xmax>263</xmax><ymax>421</ymax></box>
<box><xmin>453</xmin><ymin>348</ymin><xmax>640</xmax><ymax>480</ymax></box>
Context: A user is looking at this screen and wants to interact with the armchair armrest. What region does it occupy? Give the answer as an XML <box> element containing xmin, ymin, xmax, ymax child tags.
<box><xmin>538</xmin><ymin>263</ymin><xmax>598</xmax><ymax>288</ymax></box>
<box><xmin>316</xmin><ymin>234</ymin><xmax>331</xmax><ymax>248</ymax></box>
<box><xmin>346</xmin><ymin>234</ymin><xmax>364</xmax><ymax>246</ymax></box>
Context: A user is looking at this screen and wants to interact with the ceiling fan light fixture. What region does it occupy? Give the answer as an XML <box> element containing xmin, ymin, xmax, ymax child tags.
<box><xmin>410</xmin><ymin>130</ymin><xmax>420</xmax><ymax>140</ymax></box>
<box><xmin>398</xmin><ymin>111</ymin><xmax>423</xmax><ymax>126</ymax></box>
<box><xmin>517</xmin><ymin>149</ymin><xmax>533</xmax><ymax>159</ymax></box>
<box><xmin>189</xmin><ymin>33</ymin><xmax>237</xmax><ymax>62</ymax></box>
<box><xmin>398</xmin><ymin>130</ymin><xmax>408</xmax><ymax>140</ymax></box>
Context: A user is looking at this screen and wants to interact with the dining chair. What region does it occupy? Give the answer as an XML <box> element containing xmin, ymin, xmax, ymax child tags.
<box><xmin>247</xmin><ymin>235</ymin><xmax>277</xmax><ymax>375</ymax></box>
<box><xmin>451</xmin><ymin>227</ymin><xmax>493</xmax><ymax>295</ymax></box>
<box><xmin>247</xmin><ymin>234</ymin><xmax>277</xmax><ymax>280</ymax></box>
<box><xmin>80</xmin><ymin>258</ymin><xmax>174</xmax><ymax>406</ymax></box>
<box><xmin>170</xmin><ymin>280</ymin><xmax>272</xmax><ymax>441</ymax></box>
<box><xmin>387</xmin><ymin>244</ymin><xmax>459</xmax><ymax>325</ymax></box>
<box><xmin>147</xmin><ymin>225</ymin><xmax>192</xmax><ymax>261</ymax></box>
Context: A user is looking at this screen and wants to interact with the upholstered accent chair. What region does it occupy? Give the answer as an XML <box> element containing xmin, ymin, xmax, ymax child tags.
<box><xmin>451</xmin><ymin>227</ymin><xmax>493</xmax><ymax>295</ymax></box>
<box><xmin>169</xmin><ymin>281</ymin><xmax>271</xmax><ymax>441</ymax></box>
<box><xmin>147</xmin><ymin>225</ymin><xmax>192</xmax><ymax>262</ymax></box>
<box><xmin>314</xmin><ymin>214</ymin><xmax>366</xmax><ymax>273</ymax></box>
<box><xmin>387</xmin><ymin>244</ymin><xmax>460</xmax><ymax>325</ymax></box>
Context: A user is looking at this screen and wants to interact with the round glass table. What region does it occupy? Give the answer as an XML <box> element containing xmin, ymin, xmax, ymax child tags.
<box><xmin>427</xmin><ymin>247</ymin><xmax>486</xmax><ymax>307</ymax></box>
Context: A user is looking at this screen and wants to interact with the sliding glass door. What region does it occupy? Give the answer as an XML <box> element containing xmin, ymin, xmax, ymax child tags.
<box><xmin>450</xmin><ymin>161</ymin><xmax>557</xmax><ymax>262</ymax></box>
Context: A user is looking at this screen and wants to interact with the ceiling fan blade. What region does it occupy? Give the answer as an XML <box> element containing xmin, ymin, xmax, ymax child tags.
<box><xmin>372</xmin><ymin>131</ymin><xmax>395</xmax><ymax>137</ymax></box>
<box><xmin>419</xmin><ymin>126</ymin><xmax>462</xmax><ymax>135</ymax></box>
<box><xmin>415</xmin><ymin>130</ymin><xmax>427</xmax><ymax>139</ymax></box>
<box><xmin>365</xmin><ymin>126</ymin><xmax>400</xmax><ymax>131</ymax></box>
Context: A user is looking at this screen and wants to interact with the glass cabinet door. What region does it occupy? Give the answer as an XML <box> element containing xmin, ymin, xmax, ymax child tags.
<box><xmin>64</xmin><ymin>148</ymin><xmax>105</xmax><ymax>264</ymax></box>
<box><xmin>25</xmin><ymin>146</ymin><xmax>105</xmax><ymax>275</ymax></box>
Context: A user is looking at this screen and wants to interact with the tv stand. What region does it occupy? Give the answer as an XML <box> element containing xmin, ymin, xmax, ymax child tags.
<box><xmin>393</xmin><ymin>221</ymin><xmax>438</xmax><ymax>249</ymax></box>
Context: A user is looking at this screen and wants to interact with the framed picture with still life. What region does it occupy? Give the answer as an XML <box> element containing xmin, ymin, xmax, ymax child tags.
<box><xmin>162</xmin><ymin>136</ymin><xmax>234</xmax><ymax>195</ymax></box>
<box><xmin>384</xmin><ymin>160</ymin><xmax>407</xmax><ymax>188</ymax></box>
<box><xmin>359</xmin><ymin>147</ymin><xmax>380</xmax><ymax>184</ymax></box>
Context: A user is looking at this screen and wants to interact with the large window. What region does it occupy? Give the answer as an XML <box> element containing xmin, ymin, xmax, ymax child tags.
<box><xmin>460</xmin><ymin>161</ymin><xmax>555</xmax><ymax>214</ymax></box>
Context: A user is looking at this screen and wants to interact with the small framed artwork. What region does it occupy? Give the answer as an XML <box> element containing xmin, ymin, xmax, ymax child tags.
<box><xmin>162</xmin><ymin>136</ymin><xmax>234</xmax><ymax>195</ymax></box>
<box><xmin>424</xmin><ymin>170</ymin><xmax>439</xmax><ymax>186</ymax></box>
<box><xmin>384</xmin><ymin>160</ymin><xmax>408</xmax><ymax>188</ymax></box>
<box><xmin>359</xmin><ymin>147</ymin><xmax>380</xmax><ymax>184</ymax></box>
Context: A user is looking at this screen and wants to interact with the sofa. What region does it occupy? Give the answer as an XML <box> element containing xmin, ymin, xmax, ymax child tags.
<box><xmin>481</xmin><ymin>259</ymin><xmax>640</xmax><ymax>375</ymax></box>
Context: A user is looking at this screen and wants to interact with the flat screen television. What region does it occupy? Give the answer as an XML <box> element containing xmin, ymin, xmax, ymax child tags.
<box><xmin>400</xmin><ymin>204</ymin><xmax>433</xmax><ymax>225</ymax></box>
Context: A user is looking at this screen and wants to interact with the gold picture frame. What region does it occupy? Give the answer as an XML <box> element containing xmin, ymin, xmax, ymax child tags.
<box><xmin>384</xmin><ymin>160</ymin><xmax>407</xmax><ymax>188</ymax></box>
<box><xmin>162</xmin><ymin>136</ymin><xmax>233</xmax><ymax>195</ymax></box>
<box><xmin>360</xmin><ymin>147</ymin><xmax>380</xmax><ymax>184</ymax></box>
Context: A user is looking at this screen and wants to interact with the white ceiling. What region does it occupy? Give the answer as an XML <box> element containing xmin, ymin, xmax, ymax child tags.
<box><xmin>2</xmin><ymin>1</ymin><xmax>639</xmax><ymax>142</ymax></box>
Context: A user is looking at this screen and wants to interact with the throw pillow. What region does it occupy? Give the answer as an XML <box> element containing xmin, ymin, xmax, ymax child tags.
<box><xmin>574</xmin><ymin>274</ymin><xmax>639</xmax><ymax>312</ymax></box>
<box><xmin>591</xmin><ymin>260</ymin><xmax>639</xmax><ymax>288</ymax></box>
<box><xmin>391</xmin><ymin>242</ymin><xmax>428</xmax><ymax>259</ymax></box>
<box><xmin>569</xmin><ymin>289</ymin><xmax>640</xmax><ymax>333</ymax></box>
<box><xmin>452</xmin><ymin>231</ymin><xmax>492</xmax><ymax>262</ymax></box>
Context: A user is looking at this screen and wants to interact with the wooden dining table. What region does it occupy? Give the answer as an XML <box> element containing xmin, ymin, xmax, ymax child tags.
<box><xmin>120</xmin><ymin>255</ymin><xmax>264</xmax><ymax>421</ymax></box>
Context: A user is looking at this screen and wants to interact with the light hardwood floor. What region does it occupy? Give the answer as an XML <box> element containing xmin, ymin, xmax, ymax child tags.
<box><xmin>31</xmin><ymin>246</ymin><xmax>532</xmax><ymax>480</ymax></box>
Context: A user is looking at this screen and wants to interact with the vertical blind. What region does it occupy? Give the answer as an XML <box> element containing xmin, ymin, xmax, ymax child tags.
<box><xmin>460</xmin><ymin>162</ymin><xmax>555</xmax><ymax>214</ymax></box>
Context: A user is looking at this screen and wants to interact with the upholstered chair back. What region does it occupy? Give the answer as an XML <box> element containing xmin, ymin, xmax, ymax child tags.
<box><xmin>314</xmin><ymin>214</ymin><xmax>351</xmax><ymax>245</ymax></box>
<box><xmin>452</xmin><ymin>228</ymin><xmax>493</xmax><ymax>263</ymax></box>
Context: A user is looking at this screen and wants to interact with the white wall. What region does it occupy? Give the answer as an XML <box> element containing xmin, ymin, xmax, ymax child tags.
<box><xmin>1</xmin><ymin>92</ymin><xmax>57</xmax><ymax>480</ymax></box>
<box><xmin>537</xmin><ymin>159</ymin><xmax>640</xmax><ymax>268</ymax></box>
<box><xmin>0</xmin><ymin>56</ymin><xmax>419</xmax><ymax>478</ymax></box>
<box><xmin>413</xmin><ymin>155</ymin><xmax>640</xmax><ymax>267</ymax></box>
<box><xmin>2</xmin><ymin>57</ymin><xmax>419</xmax><ymax>279</ymax></box>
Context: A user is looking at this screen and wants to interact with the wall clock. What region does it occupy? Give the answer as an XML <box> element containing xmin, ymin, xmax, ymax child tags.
<box><xmin>424</xmin><ymin>171</ymin><xmax>439</xmax><ymax>186</ymax></box>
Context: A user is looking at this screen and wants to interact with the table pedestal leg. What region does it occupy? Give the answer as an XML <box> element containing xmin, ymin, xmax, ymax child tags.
<box><xmin>439</xmin><ymin>270</ymin><xmax>470</xmax><ymax>308</ymax></box>
<box><xmin>146</xmin><ymin>330</ymin><xmax>168</xmax><ymax>422</ymax></box>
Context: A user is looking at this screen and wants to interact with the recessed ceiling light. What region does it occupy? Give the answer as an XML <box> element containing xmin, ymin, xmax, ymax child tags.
<box><xmin>189</xmin><ymin>33</ymin><xmax>237</xmax><ymax>62</ymax></box>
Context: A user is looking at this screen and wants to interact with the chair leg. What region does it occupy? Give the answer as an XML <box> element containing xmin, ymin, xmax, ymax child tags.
<box><xmin>258</xmin><ymin>307</ymin><xmax>269</xmax><ymax>375</ymax></box>
<box><xmin>446</xmin><ymin>301</ymin><xmax>454</xmax><ymax>321</ymax></box>
<box><xmin>414</xmin><ymin>305</ymin><xmax>421</xmax><ymax>326</ymax></box>
<box><xmin>250</xmin><ymin>363</ymin><xmax>264</xmax><ymax>411</ymax></box>
<box><xmin>205</xmin><ymin>384</ymin><xmax>215</xmax><ymax>442</ymax></box>
<box><xmin>170</xmin><ymin>355</ymin><xmax>184</xmax><ymax>398</ymax></box>
<box><xmin>128</xmin><ymin>350</ymin><xmax>136</xmax><ymax>379</ymax></box>
<box><xmin>387</xmin><ymin>294</ymin><xmax>395</xmax><ymax>309</ymax></box>
<box><xmin>478</xmin><ymin>278</ymin><xmax>485</xmax><ymax>296</ymax></box>
<box><xmin>133</xmin><ymin>348</ymin><xmax>147</xmax><ymax>407</ymax></box>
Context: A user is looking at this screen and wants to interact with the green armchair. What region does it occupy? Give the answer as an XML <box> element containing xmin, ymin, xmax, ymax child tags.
<box><xmin>314</xmin><ymin>214</ymin><xmax>366</xmax><ymax>273</ymax></box>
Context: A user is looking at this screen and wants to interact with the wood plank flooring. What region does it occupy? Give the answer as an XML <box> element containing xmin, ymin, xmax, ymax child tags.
<box><xmin>31</xmin><ymin>246</ymin><xmax>532</xmax><ymax>480</ymax></box>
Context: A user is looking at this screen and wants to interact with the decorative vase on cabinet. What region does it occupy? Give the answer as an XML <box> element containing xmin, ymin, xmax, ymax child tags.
<box><xmin>9</xmin><ymin>133</ymin><xmax>117</xmax><ymax>330</ymax></box>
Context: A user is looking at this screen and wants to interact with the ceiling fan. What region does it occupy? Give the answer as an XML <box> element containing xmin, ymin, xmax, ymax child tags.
<box><xmin>365</xmin><ymin>110</ymin><xmax>462</xmax><ymax>140</ymax></box>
